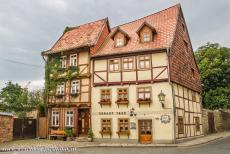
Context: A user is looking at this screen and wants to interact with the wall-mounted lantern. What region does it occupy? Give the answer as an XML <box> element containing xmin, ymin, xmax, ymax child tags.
<box><xmin>130</xmin><ymin>107</ymin><xmax>137</xmax><ymax>117</ymax></box>
<box><xmin>158</xmin><ymin>90</ymin><xmax>166</xmax><ymax>108</ymax></box>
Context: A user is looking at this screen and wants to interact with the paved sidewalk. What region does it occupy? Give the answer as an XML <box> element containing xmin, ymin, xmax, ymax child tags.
<box><xmin>0</xmin><ymin>131</ymin><xmax>229</xmax><ymax>152</ymax></box>
<box><xmin>77</xmin><ymin>131</ymin><xmax>230</xmax><ymax>148</ymax></box>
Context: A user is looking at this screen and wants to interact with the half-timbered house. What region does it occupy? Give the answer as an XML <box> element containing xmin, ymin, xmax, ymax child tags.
<box><xmin>91</xmin><ymin>4</ymin><xmax>203</xmax><ymax>143</ymax></box>
<box><xmin>42</xmin><ymin>4</ymin><xmax>202</xmax><ymax>143</ymax></box>
<box><xmin>42</xmin><ymin>18</ymin><xmax>110</xmax><ymax>138</ymax></box>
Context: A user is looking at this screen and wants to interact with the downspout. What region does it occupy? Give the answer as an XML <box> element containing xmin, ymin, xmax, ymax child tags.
<box><xmin>166</xmin><ymin>47</ymin><xmax>176</xmax><ymax>144</ymax></box>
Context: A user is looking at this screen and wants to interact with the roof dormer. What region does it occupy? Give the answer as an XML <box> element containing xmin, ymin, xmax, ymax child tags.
<box><xmin>110</xmin><ymin>27</ymin><xmax>130</xmax><ymax>47</ymax></box>
<box><xmin>136</xmin><ymin>21</ymin><xmax>156</xmax><ymax>43</ymax></box>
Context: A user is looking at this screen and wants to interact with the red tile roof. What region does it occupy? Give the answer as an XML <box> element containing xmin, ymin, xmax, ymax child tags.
<box><xmin>92</xmin><ymin>4</ymin><xmax>180</xmax><ymax>57</ymax></box>
<box><xmin>44</xmin><ymin>18</ymin><xmax>108</xmax><ymax>54</ymax></box>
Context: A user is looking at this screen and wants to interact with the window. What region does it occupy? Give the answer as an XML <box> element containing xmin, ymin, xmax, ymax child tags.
<box><xmin>117</xmin><ymin>88</ymin><xmax>128</xmax><ymax>101</ymax></box>
<box><xmin>71</xmin><ymin>80</ymin><xmax>80</xmax><ymax>94</ymax></box>
<box><xmin>192</xmin><ymin>92</ymin><xmax>196</xmax><ymax>102</ymax></box>
<box><xmin>101</xmin><ymin>119</ymin><xmax>112</xmax><ymax>133</ymax></box>
<box><xmin>118</xmin><ymin>118</ymin><xmax>129</xmax><ymax>132</ymax></box>
<box><xmin>184</xmin><ymin>40</ymin><xmax>188</xmax><ymax>53</ymax></box>
<box><xmin>52</xmin><ymin>111</ymin><xmax>59</xmax><ymax>127</ymax></box>
<box><xmin>137</xmin><ymin>87</ymin><xmax>151</xmax><ymax>101</ymax></box>
<box><xmin>143</xmin><ymin>33</ymin><xmax>151</xmax><ymax>42</ymax></box>
<box><xmin>56</xmin><ymin>83</ymin><xmax>65</xmax><ymax>95</ymax></box>
<box><xmin>123</xmin><ymin>57</ymin><xmax>134</xmax><ymax>70</ymax></box>
<box><xmin>101</xmin><ymin>89</ymin><xmax>111</xmax><ymax>102</ymax></box>
<box><xmin>191</xmin><ymin>68</ymin><xmax>195</xmax><ymax>78</ymax></box>
<box><xmin>61</xmin><ymin>56</ymin><xmax>67</xmax><ymax>68</ymax></box>
<box><xmin>109</xmin><ymin>59</ymin><xmax>120</xmax><ymax>72</ymax></box>
<box><xmin>195</xmin><ymin>117</ymin><xmax>200</xmax><ymax>132</ymax></box>
<box><xmin>178</xmin><ymin>116</ymin><xmax>184</xmax><ymax>134</ymax></box>
<box><xmin>65</xmin><ymin>111</ymin><xmax>74</xmax><ymax>127</ymax></box>
<box><xmin>70</xmin><ymin>54</ymin><xmax>77</xmax><ymax>66</ymax></box>
<box><xmin>116</xmin><ymin>37</ymin><xmax>124</xmax><ymax>47</ymax></box>
<box><xmin>139</xmin><ymin>55</ymin><xmax>150</xmax><ymax>69</ymax></box>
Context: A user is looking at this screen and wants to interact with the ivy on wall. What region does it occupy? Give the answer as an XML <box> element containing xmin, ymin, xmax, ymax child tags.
<box><xmin>44</xmin><ymin>55</ymin><xmax>79</xmax><ymax>97</ymax></box>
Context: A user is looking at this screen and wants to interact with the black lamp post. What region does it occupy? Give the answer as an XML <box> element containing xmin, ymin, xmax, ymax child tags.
<box><xmin>158</xmin><ymin>90</ymin><xmax>166</xmax><ymax>108</ymax></box>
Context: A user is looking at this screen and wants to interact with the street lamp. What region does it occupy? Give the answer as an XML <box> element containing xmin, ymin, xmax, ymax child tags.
<box><xmin>158</xmin><ymin>90</ymin><xmax>166</xmax><ymax>108</ymax></box>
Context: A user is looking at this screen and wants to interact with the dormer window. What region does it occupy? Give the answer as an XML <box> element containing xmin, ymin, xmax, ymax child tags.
<box><xmin>137</xmin><ymin>21</ymin><xmax>156</xmax><ymax>43</ymax></box>
<box><xmin>116</xmin><ymin>37</ymin><xmax>124</xmax><ymax>47</ymax></box>
<box><xmin>110</xmin><ymin>27</ymin><xmax>130</xmax><ymax>48</ymax></box>
<box><xmin>143</xmin><ymin>33</ymin><xmax>151</xmax><ymax>42</ymax></box>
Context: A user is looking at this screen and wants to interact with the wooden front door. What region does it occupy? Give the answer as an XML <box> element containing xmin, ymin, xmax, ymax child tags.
<box><xmin>78</xmin><ymin>109</ymin><xmax>89</xmax><ymax>136</ymax></box>
<box><xmin>138</xmin><ymin>120</ymin><xmax>152</xmax><ymax>144</ymax></box>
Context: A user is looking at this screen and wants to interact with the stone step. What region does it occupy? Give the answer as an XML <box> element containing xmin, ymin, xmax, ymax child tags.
<box><xmin>76</xmin><ymin>137</ymin><xmax>89</xmax><ymax>142</ymax></box>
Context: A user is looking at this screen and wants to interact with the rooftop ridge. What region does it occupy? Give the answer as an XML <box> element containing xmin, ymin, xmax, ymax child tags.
<box><xmin>111</xmin><ymin>3</ymin><xmax>180</xmax><ymax>29</ymax></box>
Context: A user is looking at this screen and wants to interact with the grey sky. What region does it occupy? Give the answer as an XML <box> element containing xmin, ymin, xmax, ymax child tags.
<box><xmin>0</xmin><ymin>0</ymin><xmax>229</xmax><ymax>90</ymax></box>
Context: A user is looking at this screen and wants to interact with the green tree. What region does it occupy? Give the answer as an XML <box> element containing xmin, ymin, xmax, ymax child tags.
<box><xmin>0</xmin><ymin>81</ymin><xmax>44</xmax><ymax>117</ymax></box>
<box><xmin>195</xmin><ymin>43</ymin><xmax>230</xmax><ymax>109</ymax></box>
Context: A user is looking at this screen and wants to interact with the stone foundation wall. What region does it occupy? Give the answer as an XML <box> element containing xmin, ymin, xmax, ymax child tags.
<box><xmin>0</xmin><ymin>113</ymin><xmax>13</xmax><ymax>143</ymax></box>
<box><xmin>203</xmin><ymin>109</ymin><xmax>230</xmax><ymax>134</ymax></box>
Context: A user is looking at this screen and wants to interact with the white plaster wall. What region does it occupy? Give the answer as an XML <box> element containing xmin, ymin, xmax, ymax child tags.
<box><xmin>91</xmin><ymin>82</ymin><xmax>175</xmax><ymax>143</ymax></box>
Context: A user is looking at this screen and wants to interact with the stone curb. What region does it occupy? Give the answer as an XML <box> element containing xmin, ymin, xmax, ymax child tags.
<box><xmin>0</xmin><ymin>147</ymin><xmax>78</xmax><ymax>153</ymax></box>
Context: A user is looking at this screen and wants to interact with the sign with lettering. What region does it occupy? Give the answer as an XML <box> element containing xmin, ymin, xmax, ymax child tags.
<box><xmin>161</xmin><ymin>115</ymin><xmax>170</xmax><ymax>124</ymax></box>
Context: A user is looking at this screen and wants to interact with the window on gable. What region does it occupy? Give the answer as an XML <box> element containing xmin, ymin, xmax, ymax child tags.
<box><xmin>70</xmin><ymin>54</ymin><xmax>77</xmax><ymax>66</ymax></box>
<box><xmin>139</xmin><ymin>55</ymin><xmax>150</xmax><ymax>69</ymax></box>
<box><xmin>65</xmin><ymin>111</ymin><xmax>74</xmax><ymax>127</ymax></box>
<box><xmin>60</xmin><ymin>56</ymin><xmax>67</xmax><ymax>68</ymax></box>
<box><xmin>184</xmin><ymin>40</ymin><xmax>188</xmax><ymax>53</ymax></box>
<box><xmin>56</xmin><ymin>82</ymin><xmax>65</xmax><ymax>95</ymax></box>
<box><xmin>71</xmin><ymin>80</ymin><xmax>80</xmax><ymax>94</ymax></box>
<box><xmin>116</xmin><ymin>37</ymin><xmax>124</xmax><ymax>47</ymax></box>
<box><xmin>143</xmin><ymin>33</ymin><xmax>151</xmax><ymax>42</ymax></box>
<box><xmin>52</xmin><ymin>111</ymin><xmax>59</xmax><ymax>127</ymax></box>
<box><xmin>123</xmin><ymin>57</ymin><xmax>134</xmax><ymax>70</ymax></box>
<box><xmin>192</xmin><ymin>68</ymin><xmax>195</xmax><ymax>78</ymax></box>
<box><xmin>109</xmin><ymin>59</ymin><xmax>120</xmax><ymax>72</ymax></box>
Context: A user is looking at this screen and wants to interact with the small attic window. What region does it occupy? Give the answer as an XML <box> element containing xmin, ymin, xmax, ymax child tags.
<box><xmin>136</xmin><ymin>22</ymin><xmax>156</xmax><ymax>43</ymax></box>
<box><xmin>110</xmin><ymin>27</ymin><xmax>129</xmax><ymax>48</ymax></box>
<box><xmin>115</xmin><ymin>37</ymin><xmax>124</xmax><ymax>47</ymax></box>
<box><xmin>143</xmin><ymin>33</ymin><xmax>151</xmax><ymax>42</ymax></box>
<box><xmin>182</xmin><ymin>23</ymin><xmax>185</xmax><ymax>32</ymax></box>
<box><xmin>184</xmin><ymin>40</ymin><xmax>188</xmax><ymax>53</ymax></box>
<box><xmin>191</xmin><ymin>68</ymin><xmax>195</xmax><ymax>78</ymax></box>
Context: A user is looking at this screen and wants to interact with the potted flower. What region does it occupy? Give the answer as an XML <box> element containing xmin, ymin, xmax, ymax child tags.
<box><xmin>65</xmin><ymin>128</ymin><xmax>73</xmax><ymax>141</ymax></box>
<box><xmin>87</xmin><ymin>128</ymin><xmax>94</xmax><ymax>142</ymax></box>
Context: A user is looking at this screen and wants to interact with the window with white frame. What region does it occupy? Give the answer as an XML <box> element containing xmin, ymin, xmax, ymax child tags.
<box><xmin>61</xmin><ymin>56</ymin><xmax>67</xmax><ymax>68</ymax></box>
<box><xmin>139</xmin><ymin>55</ymin><xmax>150</xmax><ymax>69</ymax></box>
<box><xmin>56</xmin><ymin>83</ymin><xmax>65</xmax><ymax>95</ymax></box>
<box><xmin>123</xmin><ymin>57</ymin><xmax>134</xmax><ymax>70</ymax></box>
<box><xmin>52</xmin><ymin>111</ymin><xmax>59</xmax><ymax>127</ymax></box>
<box><xmin>109</xmin><ymin>59</ymin><xmax>120</xmax><ymax>72</ymax></box>
<box><xmin>116</xmin><ymin>37</ymin><xmax>124</xmax><ymax>47</ymax></box>
<box><xmin>71</xmin><ymin>80</ymin><xmax>80</xmax><ymax>94</ymax></box>
<box><xmin>143</xmin><ymin>33</ymin><xmax>150</xmax><ymax>42</ymax></box>
<box><xmin>70</xmin><ymin>54</ymin><xmax>77</xmax><ymax>66</ymax></box>
<box><xmin>65</xmin><ymin>111</ymin><xmax>74</xmax><ymax>127</ymax></box>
